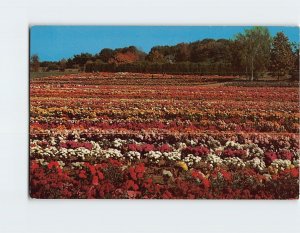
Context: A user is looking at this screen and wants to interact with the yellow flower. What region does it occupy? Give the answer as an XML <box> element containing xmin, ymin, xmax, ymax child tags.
<box><xmin>176</xmin><ymin>161</ymin><xmax>188</xmax><ymax>171</ymax></box>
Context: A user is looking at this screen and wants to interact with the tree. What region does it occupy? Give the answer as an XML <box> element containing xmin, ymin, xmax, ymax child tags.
<box><xmin>146</xmin><ymin>49</ymin><xmax>166</xmax><ymax>63</ymax></box>
<box><xmin>235</xmin><ymin>27</ymin><xmax>271</xmax><ymax>80</ymax></box>
<box><xmin>270</xmin><ymin>32</ymin><xmax>295</xmax><ymax>80</ymax></box>
<box><xmin>59</xmin><ymin>59</ymin><xmax>67</xmax><ymax>72</ymax></box>
<box><xmin>30</xmin><ymin>54</ymin><xmax>40</xmax><ymax>72</ymax></box>
<box><xmin>73</xmin><ymin>53</ymin><xmax>93</xmax><ymax>68</ymax></box>
<box><xmin>291</xmin><ymin>43</ymin><xmax>299</xmax><ymax>69</ymax></box>
<box><xmin>97</xmin><ymin>48</ymin><xmax>114</xmax><ymax>63</ymax></box>
<box><xmin>46</xmin><ymin>62</ymin><xmax>59</xmax><ymax>71</ymax></box>
<box><xmin>84</xmin><ymin>60</ymin><xmax>94</xmax><ymax>72</ymax></box>
<box><xmin>66</xmin><ymin>58</ymin><xmax>75</xmax><ymax>69</ymax></box>
<box><xmin>290</xmin><ymin>42</ymin><xmax>299</xmax><ymax>81</ymax></box>
<box><xmin>175</xmin><ymin>43</ymin><xmax>190</xmax><ymax>62</ymax></box>
<box><xmin>231</xmin><ymin>37</ymin><xmax>248</xmax><ymax>74</ymax></box>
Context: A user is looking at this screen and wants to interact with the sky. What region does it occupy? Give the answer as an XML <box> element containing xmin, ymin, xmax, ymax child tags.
<box><xmin>30</xmin><ymin>26</ymin><xmax>299</xmax><ymax>62</ymax></box>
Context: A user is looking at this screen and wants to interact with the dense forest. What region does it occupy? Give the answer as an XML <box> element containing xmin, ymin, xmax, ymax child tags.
<box><xmin>30</xmin><ymin>27</ymin><xmax>299</xmax><ymax>80</ymax></box>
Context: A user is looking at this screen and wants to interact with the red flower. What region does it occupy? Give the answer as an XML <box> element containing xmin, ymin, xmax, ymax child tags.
<box><xmin>125</xmin><ymin>180</ymin><xmax>139</xmax><ymax>191</ymax></box>
<box><xmin>84</xmin><ymin>162</ymin><xmax>91</xmax><ymax>167</ymax></box>
<box><xmin>89</xmin><ymin>166</ymin><xmax>96</xmax><ymax>175</ymax></box>
<box><xmin>133</xmin><ymin>184</ymin><xmax>139</xmax><ymax>191</ymax></box>
<box><xmin>109</xmin><ymin>159</ymin><xmax>122</xmax><ymax>167</ymax></box>
<box><xmin>128</xmin><ymin>143</ymin><xmax>140</xmax><ymax>151</ymax></box>
<box><xmin>129</xmin><ymin>167</ymin><xmax>137</xmax><ymax>180</ymax></box>
<box><xmin>135</xmin><ymin>163</ymin><xmax>145</xmax><ymax>174</ymax></box>
<box><xmin>127</xmin><ymin>190</ymin><xmax>139</xmax><ymax>199</ymax></box>
<box><xmin>280</xmin><ymin>150</ymin><xmax>293</xmax><ymax>161</ymax></box>
<box><xmin>158</xmin><ymin>144</ymin><xmax>172</xmax><ymax>153</ymax></box>
<box><xmin>202</xmin><ymin>179</ymin><xmax>210</xmax><ymax>189</ymax></box>
<box><xmin>184</xmin><ymin>146</ymin><xmax>209</xmax><ymax>157</ymax></box>
<box><xmin>265</xmin><ymin>151</ymin><xmax>277</xmax><ymax>165</ymax></box>
<box><xmin>47</xmin><ymin>161</ymin><xmax>59</xmax><ymax>169</ymax></box>
<box><xmin>79</xmin><ymin>170</ymin><xmax>87</xmax><ymax>179</ymax></box>
<box><xmin>191</xmin><ymin>170</ymin><xmax>210</xmax><ymax>189</ymax></box>
<box><xmin>98</xmin><ymin>171</ymin><xmax>104</xmax><ymax>180</ymax></box>
<box><xmin>83</xmin><ymin>142</ymin><xmax>93</xmax><ymax>150</ymax></box>
<box><xmin>57</xmin><ymin>166</ymin><xmax>63</xmax><ymax>175</ymax></box>
<box><xmin>99</xmin><ymin>163</ymin><xmax>108</xmax><ymax>169</ymax></box>
<box><xmin>142</xmin><ymin>144</ymin><xmax>155</xmax><ymax>153</ymax></box>
<box><xmin>191</xmin><ymin>170</ymin><xmax>203</xmax><ymax>180</ymax></box>
<box><xmin>162</xmin><ymin>191</ymin><xmax>173</xmax><ymax>199</ymax></box>
<box><xmin>290</xmin><ymin>168</ymin><xmax>299</xmax><ymax>178</ymax></box>
<box><xmin>31</xmin><ymin>161</ymin><xmax>39</xmax><ymax>172</ymax></box>
<box><xmin>92</xmin><ymin>176</ymin><xmax>99</xmax><ymax>185</ymax></box>
<box><xmin>222</xmin><ymin>149</ymin><xmax>247</xmax><ymax>158</ymax></box>
<box><xmin>221</xmin><ymin>170</ymin><xmax>232</xmax><ymax>181</ymax></box>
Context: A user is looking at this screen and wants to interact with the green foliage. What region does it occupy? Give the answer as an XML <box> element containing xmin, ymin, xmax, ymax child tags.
<box><xmin>72</xmin><ymin>53</ymin><xmax>94</xmax><ymax>67</ymax></box>
<box><xmin>97</xmin><ymin>48</ymin><xmax>114</xmax><ymax>62</ymax></box>
<box><xmin>235</xmin><ymin>27</ymin><xmax>271</xmax><ymax>80</ymax></box>
<box><xmin>270</xmin><ymin>32</ymin><xmax>295</xmax><ymax>78</ymax></box>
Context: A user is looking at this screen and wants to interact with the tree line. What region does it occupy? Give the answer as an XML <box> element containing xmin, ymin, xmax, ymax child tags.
<box><xmin>30</xmin><ymin>27</ymin><xmax>299</xmax><ymax>80</ymax></box>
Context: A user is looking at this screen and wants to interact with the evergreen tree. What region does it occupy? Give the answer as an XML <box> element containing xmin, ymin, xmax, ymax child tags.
<box><xmin>271</xmin><ymin>32</ymin><xmax>295</xmax><ymax>80</ymax></box>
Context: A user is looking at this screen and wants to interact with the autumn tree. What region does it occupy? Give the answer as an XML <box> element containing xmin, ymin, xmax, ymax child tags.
<box><xmin>146</xmin><ymin>49</ymin><xmax>166</xmax><ymax>63</ymax></box>
<box><xmin>108</xmin><ymin>46</ymin><xmax>146</xmax><ymax>64</ymax></box>
<box><xmin>270</xmin><ymin>32</ymin><xmax>295</xmax><ymax>80</ymax></box>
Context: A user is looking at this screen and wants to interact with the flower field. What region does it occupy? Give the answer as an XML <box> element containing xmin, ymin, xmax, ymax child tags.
<box><xmin>30</xmin><ymin>72</ymin><xmax>299</xmax><ymax>199</ymax></box>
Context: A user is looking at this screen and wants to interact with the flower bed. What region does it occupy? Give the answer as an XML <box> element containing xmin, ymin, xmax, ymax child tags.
<box><xmin>30</xmin><ymin>73</ymin><xmax>299</xmax><ymax>199</ymax></box>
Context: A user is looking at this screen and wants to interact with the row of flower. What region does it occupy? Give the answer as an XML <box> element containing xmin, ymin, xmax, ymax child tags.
<box><xmin>30</xmin><ymin>106</ymin><xmax>299</xmax><ymax>123</ymax></box>
<box><xmin>30</xmin><ymin>133</ymin><xmax>299</xmax><ymax>174</ymax></box>
<box><xmin>30</xmin><ymin>73</ymin><xmax>299</xmax><ymax>199</ymax></box>
<box><xmin>31</xmin><ymin>85</ymin><xmax>299</xmax><ymax>102</ymax></box>
<box><xmin>33</xmin><ymin>73</ymin><xmax>237</xmax><ymax>87</ymax></box>
<box><xmin>31</xmin><ymin>97</ymin><xmax>299</xmax><ymax>113</ymax></box>
<box><xmin>30</xmin><ymin>131</ymin><xmax>299</xmax><ymax>152</ymax></box>
<box><xmin>30</xmin><ymin>158</ymin><xmax>299</xmax><ymax>199</ymax></box>
<box><xmin>30</xmin><ymin>120</ymin><xmax>299</xmax><ymax>133</ymax></box>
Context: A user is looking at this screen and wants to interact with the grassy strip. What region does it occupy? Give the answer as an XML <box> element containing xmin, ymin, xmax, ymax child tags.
<box><xmin>30</xmin><ymin>70</ymin><xmax>80</xmax><ymax>79</ymax></box>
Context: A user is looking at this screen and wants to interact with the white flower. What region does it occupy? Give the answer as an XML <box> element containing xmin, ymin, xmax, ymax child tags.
<box><xmin>113</xmin><ymin>138</ymin><xmax>126</xmax><ymax>148</ymax></box>
<box><xmin>126</xmin><ymin>151</ymin><xmax>141</xmax><ymax>160</ymax></box>
<box><xmin>271</xmin><ymin>159</ymin><xmax>292</xmax><ymax>171</ymax></box>
<box><xmin>163</xmin><ymin>151</ymin><xmax>181</xmax><ymax>161</ymax></box>
<box><xmin>145</xmin><ymin>151</ymin><xmax>162</xmax><ymax>163</ymax></box>
<box><xmin>245</xmin><ymin>157</ymin><xmax>265</xmax><ymax>172</ymax></box>
<box><xmin>183</xmin><ymin>154</ymin><xmax>201</xmax><ymax>166</ymax></box>
<box><xmin>224</xmin><ymin>157</ymin><xmax>245</xmax><ymax>169</ymax></box>
<box><xmin>206</xmin><ymin>154</ymin><xmax>223</xmax><ymax>167</ymax></box>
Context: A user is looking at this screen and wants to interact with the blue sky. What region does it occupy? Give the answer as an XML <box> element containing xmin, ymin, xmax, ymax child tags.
<box><xmin>30</xmin><ymin>26</ymin><xmax>299</xmax><ymax>61</ymax></box>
